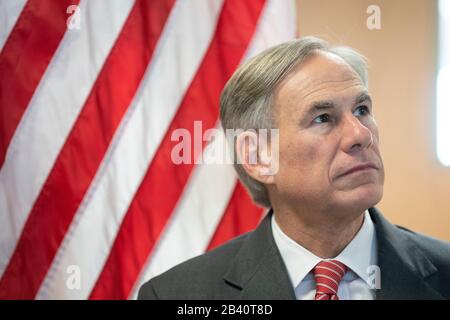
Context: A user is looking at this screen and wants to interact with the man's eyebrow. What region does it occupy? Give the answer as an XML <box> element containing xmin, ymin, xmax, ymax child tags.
<box><xmin>355</xmin><ymin>92</ymin><xmax>372</xmax><ymax>105</ymax></box>
<box><xmin>303</xmin><ymin>92</ymin><xmax>372</xmax><ymax>118</ymax></box>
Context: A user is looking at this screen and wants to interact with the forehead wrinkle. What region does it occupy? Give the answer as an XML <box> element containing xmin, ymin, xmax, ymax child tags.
<box><xmin>274</xmin><ymin>54</ymin><xmax>366</xmax><ymax>122</ymax></box>
<box><xmin>298</xmin><ymin>82</ymin><xmax>367</xmax><ymax>121</ymax></box>
<box><xmin>274</xmin><ymin>78</ymin><xmax>365</xmax><ymax>124</ymax></box>
<box><xmin>299</xmin><ymin>77</ymin><xmax>362</xmax><ymax>101</ymax></box>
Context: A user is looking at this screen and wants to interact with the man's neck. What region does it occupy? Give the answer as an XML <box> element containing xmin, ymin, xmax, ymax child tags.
<box><xmin>273</xmin><ymin>206</ymin><xmax>365</xmax><ymax>259</ymax></box>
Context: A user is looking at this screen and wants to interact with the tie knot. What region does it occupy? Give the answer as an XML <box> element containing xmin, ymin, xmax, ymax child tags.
<box><xmin>313</xmin><ymin>260</ymin><xmax>347</xmax><ymax>300</ymax></box>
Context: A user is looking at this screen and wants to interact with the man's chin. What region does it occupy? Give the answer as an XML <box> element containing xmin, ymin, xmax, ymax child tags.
<box><xmin>334</xmin><ymin>185</ymin><xmax>383</xmax><ymax>213</ymax></box>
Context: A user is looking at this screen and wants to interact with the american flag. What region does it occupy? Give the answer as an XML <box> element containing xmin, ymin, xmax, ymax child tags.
<box><xmin>0</xmin><ymin>0</ymin><xmax>296</xmax><ymax>299</ymax></box>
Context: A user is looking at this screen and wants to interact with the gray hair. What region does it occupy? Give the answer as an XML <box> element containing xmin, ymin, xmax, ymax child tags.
<box><xmin>219</xmin><ymin>36</ymin><xmax>368</xmax><ymax>208</ymax></box>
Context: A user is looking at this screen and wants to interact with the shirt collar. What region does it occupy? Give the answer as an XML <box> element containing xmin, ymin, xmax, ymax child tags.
<box><xmin>271</xmin><ymin>210</ymin><xmax>377</xmax><ymax>288</ymax></box>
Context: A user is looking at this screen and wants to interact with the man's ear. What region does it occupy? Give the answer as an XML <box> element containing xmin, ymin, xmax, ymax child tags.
<box><xmin>235</xmin><ymin>130</ymin><xmax>276</xmax><ymax>185</ymax></box>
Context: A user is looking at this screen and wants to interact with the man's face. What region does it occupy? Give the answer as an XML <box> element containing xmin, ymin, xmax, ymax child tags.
<box><xmin>270</xmin><ymin>51</ymin><xmax>384</xmax><ymax>215</ymax></box>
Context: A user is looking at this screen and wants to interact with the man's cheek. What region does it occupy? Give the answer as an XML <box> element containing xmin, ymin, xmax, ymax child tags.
<box><xmin>299</xmin><ymin>145</ymin><xmax>319</xmax><ymax>164</ymax></box>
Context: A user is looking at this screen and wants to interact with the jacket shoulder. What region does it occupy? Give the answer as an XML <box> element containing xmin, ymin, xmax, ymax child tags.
<box><xmin>396</xmin><ymin>225</ymin><xmax>450</xmax><ymax>270</ymax></box>
<box><xmin>137</xmin><ymin>232</ymin><xmax>249</xmax><ymax>300</ymax></box>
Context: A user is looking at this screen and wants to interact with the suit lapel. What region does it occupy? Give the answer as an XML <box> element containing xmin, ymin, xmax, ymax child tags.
<box><xmin>224</xmin><ymin>207</ymin><xmax>444</xmax><ymax>300</ymax></box>
<box><xmin>223</xmin><ymin>210</ymin><xmax>296</xmax><ymax>300</ymax></box>
<box><xmin>369</xmin><ymin>207</ymin><xmax>445</xmax><ymax>299</ymax></box>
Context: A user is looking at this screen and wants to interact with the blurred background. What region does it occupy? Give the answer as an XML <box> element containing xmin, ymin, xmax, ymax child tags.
<box><xmin>0</xmin><ymin>0</ymin><xmax>448</xmax><ymax>300</ymax></box>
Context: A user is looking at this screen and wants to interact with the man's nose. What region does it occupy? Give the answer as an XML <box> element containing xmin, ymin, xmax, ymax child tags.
<box><xmin>340</xmin><ymin>113</ymin><xmax>373</xmax><ymax>153</ymax></box>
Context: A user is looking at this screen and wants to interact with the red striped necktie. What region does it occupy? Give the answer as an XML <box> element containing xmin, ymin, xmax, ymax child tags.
<box><xmin>313</xmin><ymin>260</ymin><xmax>347</xmax><ymax>300</ymax></box>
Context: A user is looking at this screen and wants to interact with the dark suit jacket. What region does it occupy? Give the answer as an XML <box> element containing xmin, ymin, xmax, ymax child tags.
<box><xmin>138</xmin><ymin>207</ymin><xmax>450</xmax><ymax>300</ymax></box>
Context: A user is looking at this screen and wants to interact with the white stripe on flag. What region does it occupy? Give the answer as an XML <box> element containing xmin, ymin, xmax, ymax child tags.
<box><xmin>0</xmin><ymin>0</ymin><xmax>27</xmax><ymax>51</ymax></box>
<box><xmin>0</xmin><ymin>0</ymin><xmax>135</xmax><ymax>279</ymax></box>
<box><xmin>129</xmin><ymin>124</ymin><xmax>238</xmax><ymax>299</ymax></box>
<box><xmin>244</xmin><ymin>0</ymin><xmax>296</xmax><ymax>56</ymax></box>
<box><xmin>130</xmin><ymin>0</ymin><xmax>297</xmax><ymax>299</ymax></box>
<box><xmin>36</xmin><ymin>0</ymin><xmax>224</xmax><ymax>299</ymax></box>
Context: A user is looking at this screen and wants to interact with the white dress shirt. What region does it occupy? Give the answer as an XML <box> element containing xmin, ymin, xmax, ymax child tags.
<box><xmin>271</xmin><ymin>210</ymin><xmax>378</xmax><ymax>300</ymax></box>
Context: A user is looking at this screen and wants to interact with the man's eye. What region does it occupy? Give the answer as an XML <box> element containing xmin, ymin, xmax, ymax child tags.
<box><xmin>312</xmin><ymin>114</ymin><xmax>331</xmax><ymax>124</ymax></box>
<box><xmin>354</xmin><ymin>105</ymin><xmax>370</xmax><ymax>116</ymax></box>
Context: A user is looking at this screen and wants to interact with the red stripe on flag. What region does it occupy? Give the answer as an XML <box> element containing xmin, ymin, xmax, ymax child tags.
<box><xmin>0</xmin><ymin>0</ymin><xmax>79</xmax><ymax>169</ymax></box>
<box><xmin>0</xmin><ymin>0</ymin><xmax>176</xmax><ymax>299</ymax></box>
<box><xmin>207</xmin><ymin>182</ymin><xmax>264</xmax><ymax>251</ymax></box>
<box><xmin>89</xmin><ymin>0</ymin><xmax>267</xmax><ymax>300</ymax></box>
